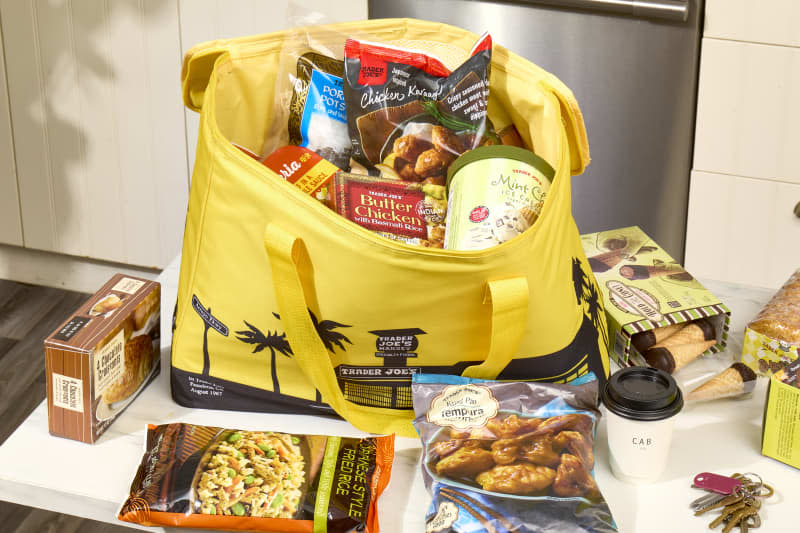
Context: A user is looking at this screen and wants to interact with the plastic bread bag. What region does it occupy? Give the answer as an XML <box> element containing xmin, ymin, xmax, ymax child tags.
<box><xmin>262</xmin><ymin>11</ymin><xmax>367</xmax><ymax>168</ymax></box>
<box><xmin>745</xmin><ymin>268</ymin><xmax>800</xmax><ymax>375</ymax></box>
<box><xmin>343</xmin><ymin>33</ymin><xmax>498</xmax><ymax>183</ymax></box>
<box><xmin>412</xmin><ymin>373</ymin><xmax>617</xmax><ymax>533</ymax></box>
<box><xmin>118</xmin><ymin>423</ymin><xmax>394</xmax><ymax>532</ymax></box>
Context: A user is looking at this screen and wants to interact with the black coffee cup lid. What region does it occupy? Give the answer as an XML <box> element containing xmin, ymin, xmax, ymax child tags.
<box><xmin>601</xmin><ymin>367</ymin><xmax>683</xmax><ymax>421</ymax></box>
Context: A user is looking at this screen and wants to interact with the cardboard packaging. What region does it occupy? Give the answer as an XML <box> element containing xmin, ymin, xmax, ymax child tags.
<box><xmin>580</xmin><ymin>226</ymin><xmax>730</xmax><ymax>366</ymax></box>
<box><xmin>762</xmin><ymin>361</ymin><xmax>800</xmax><ymax>469</ymax></box>
<box><xmin>45</xmin><ymin>274</ymin><xmax>160</xmax><ymax>443</ymax></box>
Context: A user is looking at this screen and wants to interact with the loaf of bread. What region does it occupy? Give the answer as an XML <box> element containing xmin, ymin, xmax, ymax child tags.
<box><xmin>748</xmin><ymin>269</ymin><xmax>800</xmax><ymax>345</ymax></box>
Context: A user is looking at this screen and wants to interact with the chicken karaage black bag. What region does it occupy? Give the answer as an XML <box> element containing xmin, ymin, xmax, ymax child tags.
<box><xmin>412</xmin><ymin>374</ymin><xmax>617</xmax><ymax>533</ymax></box>
<box><xmin>343</xmin><ymin>33</ymin><xmax>493</xmax><ymax>182</ymax></box>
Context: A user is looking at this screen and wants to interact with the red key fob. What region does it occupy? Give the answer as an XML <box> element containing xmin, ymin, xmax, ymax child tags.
<box><xmin>693</xmin><ymin>472</ymin><xmax>742</xmax><ymax>495</ymax></box>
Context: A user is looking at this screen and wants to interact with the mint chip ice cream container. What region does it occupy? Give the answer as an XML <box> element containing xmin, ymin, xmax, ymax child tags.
<box><xmin>444</xmin><ymin>146</ymin><xmax>555</xmax><ymax>251</ymax></box>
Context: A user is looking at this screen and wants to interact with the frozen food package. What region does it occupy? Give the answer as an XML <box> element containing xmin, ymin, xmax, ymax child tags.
<box><xmin>332</xmin><ymin>171</ymin><xmax>447</xmax><ymax>248</ymax></box>
<box><xmin>262</xmin><ymin>19</ymin><xmax>366</xmax><ymax>168</ymax></box>
<box><xmin>263</xmin><ymin>145</ymin><xmax>340</xmax><ymax>206</ymax></box>
<box><xmin>118</xmin><ymin>423</ymin><xmax>394</xmax><ymax>532</ymax></box>
<box><xmin>412</xmin><ymin>374</ymin><xmax>617</xmax><ymax>533</ymax></box>
<box><xmin>343</xmin><ymin>33</ymin><xmax>494</xmax><ymax>181</ymax></box>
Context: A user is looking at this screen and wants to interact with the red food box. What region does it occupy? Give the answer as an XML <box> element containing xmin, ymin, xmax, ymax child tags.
<box><xmin>331</xmin><ymin>171</ymin><xmax>446</xmax><ymax>247</ymax></box>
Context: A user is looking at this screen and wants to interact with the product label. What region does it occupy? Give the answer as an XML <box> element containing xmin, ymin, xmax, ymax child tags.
<box><xmin>52</xmin><ymin>372</ymin><xmax>84</xmax><ymax>412</ymax></box>
<box><xmin>94</xmin><ymin>328</ymin><xmax>125</xmax><ymax>399</ymax></box>
<box><xmin>343</xmin><ymin>181</ymin><xmax>427</xmax><ymax>239</ymax></box>
<box><xmin>53</xmin><ymin>316</ymin><xmax>91</xmax><ymax>342</ymax></box>
<box><xmin>302</xmin><ymin>69</ymin><xmax>347</xmax><ymax>130</ymax></box>
<box><xmin>606</xmin><ymin>281</ymin><xmax>663</xmax><ymax>322</ymax></box>
<box><xmin>445</xmin><ymin>158</ymin><xmax>550</xmax><ymax>250</ymax></box>
<box><xmin>427</xmin><ymin>501</ymin><xmax>459</xmax><ymax>532</ymax></box>
<box><xmin>263</xmin><ymin>145</ymin><xmax>338</xmax><ymax>196</ymax></box>
<box><xmin>112</xmin><ymin>277</ymin><xmax>146</xmax><ymax>294</ymax></box>
<box><xmin>427</xmin><ymin>384</ymin><xmax>499</xmax><ymax>430</ymax></box>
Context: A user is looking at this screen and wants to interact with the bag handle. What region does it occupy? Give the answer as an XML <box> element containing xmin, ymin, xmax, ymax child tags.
<box><xmin>540</xmin><ymin>77</ymin><xmax>590</xmax><ymax>176</ymax></box>
<box><xmin>181</xmin><ymin>43</ymin><xmax>230</xmax><ymax>112</ymax></box>
<box><xmin>264</xmin><ymin>223</ymin><xmax>529</xmax><ymax>436</ymax></box>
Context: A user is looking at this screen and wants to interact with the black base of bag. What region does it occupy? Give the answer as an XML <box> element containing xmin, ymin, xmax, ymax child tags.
<box><xmin>170</xmin><ymin>367</ymin><xmax>338</xmax><ymax>417</ymax></box>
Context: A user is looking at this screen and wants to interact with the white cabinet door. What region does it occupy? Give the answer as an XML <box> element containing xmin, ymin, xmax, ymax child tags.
<box><xmin>178</xmin><ymin>0</ymin><xmax>368</xmax><ymax>176</ymax></box>
<box><xmin>685</xmin><ymin>171</ymin><xmax>800</xmax><ymax>289</ymax></box>
<box><xmin>0</xmin><ymin>21</ymin><xmax>22</xmax><ymax>246</ymax></box>
<box><xmin>694</xmin><ymin>38</ymin><xmax>800</xmax><ymax>185</ymax></box>
<box><xmin>705</xmin><ymin>0</ymin><xmax>800</xmax><ymax>48</ymax></box>
<box><xmin>0</xmin><ymin>0</ymin><xmax>188</xmax><ymax>268</ymax></box>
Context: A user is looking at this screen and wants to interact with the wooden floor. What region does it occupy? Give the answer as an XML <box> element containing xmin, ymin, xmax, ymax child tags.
<box><xmin>0</xmin><ymin>280</ymin><xmax>132</xmax><ymax>532</ymax></box>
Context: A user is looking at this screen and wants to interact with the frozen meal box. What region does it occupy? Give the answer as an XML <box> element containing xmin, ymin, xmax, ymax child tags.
<box><xmin>580</xmin><ymin>226</ymin><xmax>730</xmax><ymax>367</ymax></box>
<box><xmin>45</xmin><ymin>274</ymin><xmax>160</xmax><ymax>443</ymax></box>
<box><xmin>761</xmin><ymin>360</ymin><xmax>800</xmax><ymax>469</ymax></box>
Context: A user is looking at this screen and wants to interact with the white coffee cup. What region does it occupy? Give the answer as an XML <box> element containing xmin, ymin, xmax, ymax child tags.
<box><xmin>601</xmin><ymin>367</ymin><xmax>683</xmax><ymax>484</ymax></box>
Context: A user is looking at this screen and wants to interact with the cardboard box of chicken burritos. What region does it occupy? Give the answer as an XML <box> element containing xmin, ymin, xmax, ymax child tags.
<box><xmin>580</xmin><ymin>226</ymin><xmax>730</xmax><ymax>366</ymax></box>
<box><xmin>45</xmin><ymin>274</ymin><xmax>160</xmax><ymax>443</ymax></box>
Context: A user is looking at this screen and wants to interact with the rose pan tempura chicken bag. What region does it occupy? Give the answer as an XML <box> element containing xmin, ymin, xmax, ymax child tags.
<box><xmin>412</xmin><ymin>374</ymin><xmax>617</xmax><ymax>533</ymax></box>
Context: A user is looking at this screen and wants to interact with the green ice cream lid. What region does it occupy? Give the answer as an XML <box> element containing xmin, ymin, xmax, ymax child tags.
<box><xmin>446</xmin><ymin>145</ymin><xmax>556</xmax><ymax>193</ymax></box>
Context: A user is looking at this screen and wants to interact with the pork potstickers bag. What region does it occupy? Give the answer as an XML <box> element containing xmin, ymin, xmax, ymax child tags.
<box><xmin>173</xmin><ymin>19</ymin><xmax>609</xmax><ymax>437</ymax></box>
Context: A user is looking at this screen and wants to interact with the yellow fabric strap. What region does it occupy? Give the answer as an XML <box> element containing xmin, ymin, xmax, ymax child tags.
<box><xmin>182</xmin><ymin>45</ymin><xmax>229</xmax><ymax>112</ymax></box>
<box><xmin>263</xmin><ymin>223</ymin><xmax>529</xmax><ymax>436</ymax></box>
<box><xmin>461</xmin><ymin>277</ymin><xmax>529</xmax><ymax>379</ymax></box>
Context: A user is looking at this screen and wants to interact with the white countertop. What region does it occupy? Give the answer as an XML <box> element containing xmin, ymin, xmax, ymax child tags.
<box><xmin>0</xmin><ymin>259</ymin><xmax>796</xmax><ymax>532</ymax></box>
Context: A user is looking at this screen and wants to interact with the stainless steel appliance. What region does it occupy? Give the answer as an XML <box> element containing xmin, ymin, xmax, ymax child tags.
<box><xmin>369</xmin><ymin>0</ymin><xmax>703</xmax><ymax>260</ymax></box>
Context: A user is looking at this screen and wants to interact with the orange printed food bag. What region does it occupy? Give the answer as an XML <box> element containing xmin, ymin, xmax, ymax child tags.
<box><xmin>119</xmin><ymin>423</ymin><xmax>394</xmax><ymax>532</ymax></box>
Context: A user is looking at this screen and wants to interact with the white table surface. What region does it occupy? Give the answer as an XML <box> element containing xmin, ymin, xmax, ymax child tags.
<box><xmin>0</xmin><ymin>258</ymin><xmax>797</xmax><ymax>532</ymax></box>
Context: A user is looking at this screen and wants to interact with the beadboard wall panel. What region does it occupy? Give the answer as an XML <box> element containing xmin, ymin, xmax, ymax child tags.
<box><xmin>0</xmin><ymin>0</ymin><xmax>188</xmax><ymax>268</ymax></box>
<box><xmin>178</xmin><ymin>0</ymin><xmax>368</xmax><ymax>175</ymax></box>
<box><xmin>705</xmin><ymin>0</ymin><xmax>800</xmax><ymax>48</ymax></box>
<box><xmin>0</xmin><ymin>20</ymin><xmax>23</xmax><ymax>246</ymax></box>
<box><xmin>685</xmin><ymin>170</ymin><xmax>800</xmax><ymax>289</ymax></box>
<box><xmin>694</xmin><ymin>38</ymin><xmax>800</xmax><ymax>185</ymax></box>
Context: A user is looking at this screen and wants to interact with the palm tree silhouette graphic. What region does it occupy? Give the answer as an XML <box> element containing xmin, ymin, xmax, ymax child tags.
<box><xmin>236</xmin><ymin>311</ymin><xmax>351</xmax><ymax>396</ymax></box>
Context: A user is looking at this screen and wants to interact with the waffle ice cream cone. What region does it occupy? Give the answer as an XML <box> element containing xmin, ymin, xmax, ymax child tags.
<box><xmin>519</xmin><ymin>206</ymin><xmax>538</xmax><ymax>226</ymax></box>
<box><xmin>588</xmin><ymin>250</ymin><xmax>627</xmax><ymax>273</ymax></box>
<box><xmin>652</xmin><ymin>319</ymin><xmax>715</xmax><ymax>349</ymax></box>
<box><xmin>631</xmin><ymin>323</ymin><xmax>684</xmax><ymax>353</ymax></box>
<box><xmin>644</xmin><ymin>340</ymin><xmax>717</xmax><ymax>374</ymax></box>
<box><xmin>619</xmin><ymin>263</ymin><xmax>687</xmax><ymax>280</ymax></box>
<box><xmin>688</xmin><ymin>363</ymin><xmax>757</xmax><ymax>401</ymax></box>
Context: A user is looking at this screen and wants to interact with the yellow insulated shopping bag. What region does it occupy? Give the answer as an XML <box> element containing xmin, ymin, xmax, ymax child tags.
<box><xmin>173</xmin><ymin>19</ymin><xmax>609</xmax><ymax>437</ymax></box>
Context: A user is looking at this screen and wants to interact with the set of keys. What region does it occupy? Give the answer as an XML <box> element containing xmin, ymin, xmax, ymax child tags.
<box><xmin>690</xmin><ymin>472</ymin><xmax>774</xmax><ymax>532</ymax></box>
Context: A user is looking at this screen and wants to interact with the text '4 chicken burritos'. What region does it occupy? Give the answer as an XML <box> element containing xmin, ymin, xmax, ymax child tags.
<box><xmin>412</xmin><ymin>374</ymin><xmax>617</xmax><ymax>533</ymax></box>
<box><xmin>118</xmin><ymin>423</ymin><xmax>394</xmax><ymax>532</ymax></box>
<box><xmin>343</xmin><ymin>33</ymin><xmax>493</xmax><ymax>183</ymax></box>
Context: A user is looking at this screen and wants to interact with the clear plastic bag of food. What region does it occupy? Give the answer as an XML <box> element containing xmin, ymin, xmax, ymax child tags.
<box><xmin>749</xmin><ymin>269</ymin><xmax>800</xmax><ymax>341</ymax></box>
<box><xmin>118</xmin><ymin>423</ymin><xmax>394</xmax><ymax>532</ymax></box>
<box><xmin>412</xmin><ymin>374</ymin><xmax>617</xmax><ymax>533</ymax></box>
<box><xmin>262</xmin><ymin>13</ymin><xmax>367</xmax><ymax>168</ymax></box>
